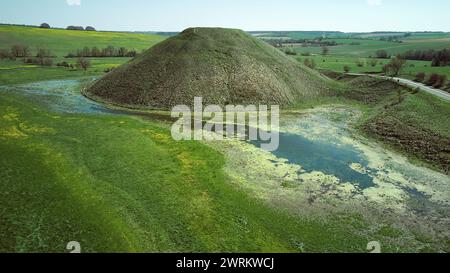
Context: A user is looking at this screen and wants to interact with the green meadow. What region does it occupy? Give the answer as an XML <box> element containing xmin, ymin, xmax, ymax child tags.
<box><xmin>291</xmin><ymin>36</ymin><xmax>450</xmax><ymax>57</ymax></box>
<box><xmin>0</xmin><ymin>25</ymin><xmax>166</xmax><ymax>84</ymax></box>
<box><xmin>0</xmin><ymin>25</ymin><xmax>165</xmax><ymax>57</ymax></box>
<box><xmin>295</xmin><ymin>55</ymin><xmax>450</xmax><ymax>79</ymax></box>
<box><xmin>0</xmin><ymin>58</ymin><xmax>131</xmax><ymax>85</ymax></box>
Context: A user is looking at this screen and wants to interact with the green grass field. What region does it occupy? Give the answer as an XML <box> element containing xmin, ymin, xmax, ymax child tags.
<box><xmin>0</xmin><ymin>58</ymin><xmax>132</xmax><ymax>85</ymax></box>
<box><xmin>0</xmin><ymin>25</ymin><xmax>166</xmax><ymax>85</ymax></box>
<box><xmin>291</xmin><ymin>37</ymin><xmax>450</xmax><ymax>57</ymax></box>
<box><xmin>275</xmin><ymin>31</ymin><xmax>450</xmax><ymax>79</ymax></box>
<box><xmin>294</xmin><ymin>55</ymin><xmax>450</xmax><ymax>79</ymax></box>
<box><xmin>0</xmin><ymin>25</ymin><xmax>165</xmax><ymax>57</ymax></box>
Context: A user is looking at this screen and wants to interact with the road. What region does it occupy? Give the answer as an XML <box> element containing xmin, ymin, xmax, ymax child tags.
<box><xmin>346</xmin><ymin>73</ymin><xmax>450</xmax><ymax>102</ymax></box>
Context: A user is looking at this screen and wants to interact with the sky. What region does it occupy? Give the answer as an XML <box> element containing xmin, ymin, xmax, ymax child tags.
<box><xmin>1</xmin><ymin>0</ymin><xmax>449</xmax><ymax>32</ymax></box>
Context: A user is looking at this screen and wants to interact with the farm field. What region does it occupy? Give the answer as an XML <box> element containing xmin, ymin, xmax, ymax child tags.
<box><xmin>291</xmin><ymin>36</ymin><xmax>450</xmax><ymax>57</ymax></box>
<box><xmin>0</xmin><ymin>25</ymin><xmax>167</xmax><ymax>84</ymax></box>
<box><xmin>294</xmin><ymin>55</ymin><xmax>450</xmax><ymax>79</ymax></box>
<box><xmin>0</xmin><ymin>25</ymin><xmax>165</xmax><ymax>57</ymax></box>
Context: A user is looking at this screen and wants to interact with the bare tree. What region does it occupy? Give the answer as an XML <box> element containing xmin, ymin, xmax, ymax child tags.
<box><xmin>11</xmin><ymin>45</ymin><xmax>31</xmax><ymax>58</ymax></box>
<box><xmin>76</xmin><ymin>57</ymin><xmax>91</xmax><ymax>72</ymax></box>
<box><xmin>321</xmin><ymin>46</ymin><xmax>329</xmax><ymax>55</ymax></box>
<box><xmin>383</xmin><ymin>56</ymin><xmax>406</xmax><ymax>76</ymax></box>
<box><xmin>118</xmin><ymin>47</ymin><xmax>128</xmax><ymax>57</ymax></box>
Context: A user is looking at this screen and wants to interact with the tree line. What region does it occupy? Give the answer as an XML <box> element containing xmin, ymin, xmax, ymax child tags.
<box><xmin>65</xmin><ymin>46</ymin><xmax>139</xmax><ymax>58</ymax></box>
<box><xmin>66</xmin><ymin>26</ymin><xmax>96</xmax><ymax>31</ymax></box>
<box><xmin>0</xmin><ymin>45</ymin><xmax>56</xmax><ymax>58</ymax></box>
<box><xmin>400</xmin><ymin>49</ymin><xmax>450</xmax><ymax>66</ymax></box>
<box><xmin>375</xmin><ymin>49</ymin><xmax>450</xmax><ymax>67</ymax></box>
<box><xmin>267</xmin><ymin>38</ymin><xmax>338</xmax><ymax>48</ymax></box>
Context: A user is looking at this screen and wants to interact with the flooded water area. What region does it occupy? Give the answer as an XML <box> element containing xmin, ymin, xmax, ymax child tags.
<box><xmin>213</xmin><ymin>106</ymin><xmax>450</xmax><ymax>250</ymax></box>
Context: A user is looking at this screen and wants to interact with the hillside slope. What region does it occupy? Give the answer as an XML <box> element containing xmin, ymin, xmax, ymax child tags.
<box><xmin>87</xmin><ymin>28</ymin><xmax>334</xmax><ymax>109</ymax></box>
<box><xmin>0</xmin><ymin>25</ymin><xmax>165</xmax><ymax>57</ymax></box>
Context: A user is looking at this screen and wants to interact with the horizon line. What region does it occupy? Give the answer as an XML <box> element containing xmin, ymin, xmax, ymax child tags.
<box><xmin>1</xmin><ymin>22</ymin><xmax>449</xmax><ymax>34</ymax></box>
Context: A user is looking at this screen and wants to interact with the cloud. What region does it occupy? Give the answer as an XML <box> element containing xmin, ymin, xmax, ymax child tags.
<box><xmin>367</xmin><ymin>0</ymin><xmax>382</xmax><ymax>6</ymax></box>
<box><xmin>67</xmin><ymin>0</ymin><xmax>81</xmax><ymax>6</ymax></box>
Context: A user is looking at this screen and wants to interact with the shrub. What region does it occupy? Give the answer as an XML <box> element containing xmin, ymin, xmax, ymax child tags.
<box><xmin>76</xmin><ymin>57</ymin><xmax>91</xmax><ymax>71</ymax></box>
<box><xmin>343</xmin><ymin>65</ymin><xmax>350</xmax><ymax>73</ymax></box>
<box><xmin>303</xmin><ymin>58</ymin><xmax>316</xmax><ymax>69</ymax></box>
<box><xmin>445</xmin><ymin>83</ymin><xmax>450</xmax><ymax>92</ymax></box>
<box><xmin>427</xmin><ymin>73</ymin><xmax>439</xmax><ymax>86</ymax></box>
<box><xmin>376</xmin><ymin>50</ymin><xmax>389</xmax><ymax>59</ymax></box>
<box><xmin>104</xmin><ymin>67</ymin><xmax>115</xmax><ymax>73</ymax></box>
<box><xmin>433</xmin><ymin>74</ymin><xmax>447</xmax><ymax>88</ymax></box>
<box><xmin>414</xmin><ymin>72</ymin><xmax>426</xmax><ymax>82</ymax></box>
<box><xmin>85</xmin><ymin>26</ymin><xmax>96</xmax><ymax>31</ymax></box>
<box><xmin>57</xmin><ymin>61</ymin><xmax>70</xmax><ymax>68</ymax></box>
<box><xmin>411</xmin><ymin>87</ymin><xmax>420</xmax><ymax>94</ymax></box>
<box><xmin>40</xmin><ymin>23</ymin><xmax>50</xmax><ymax>29</ymax></box>
<box><xmin>356</xmin><ymin>59</ymin><xmax>365</xmax><ymax>67</ymax></box>
<box><xmin>369</xmin><ymin>59</ymin><xmax>378</xmax><ymax>67</ymax></box>
<box><xmin>284</xmin><ymin>48</ymin><xmax>297</xmax><ymax>56</ymax></box>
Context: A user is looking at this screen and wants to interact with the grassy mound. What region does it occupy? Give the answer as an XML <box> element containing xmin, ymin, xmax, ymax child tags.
<box><xmin>87</xmin><ymin>28</ymin><xmax>333</xmax><ymax>109</ymax></box>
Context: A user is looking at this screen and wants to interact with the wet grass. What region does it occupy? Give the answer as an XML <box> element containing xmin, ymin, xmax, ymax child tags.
<box><xmin>0</xmin><ymin>58</ymin><xmax>131</xmax><ymax>85</ymax></box>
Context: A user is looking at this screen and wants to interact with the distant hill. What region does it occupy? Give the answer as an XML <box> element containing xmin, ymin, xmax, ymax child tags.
<box><xmin>0</xmin><ymin>25</ymin><xmax>166</xmax><ymax>57</ymax></box>
<box><xmin>86</xmin><ymin>27</ymin><xmax>333</xmax><ymax>110</ymax></box>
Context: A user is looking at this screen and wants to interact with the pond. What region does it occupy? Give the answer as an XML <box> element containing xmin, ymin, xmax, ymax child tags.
<box><xmin>251</xmin><ymin>131</ymin><xmax>375</xmax><ymax>189</ymax></box>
